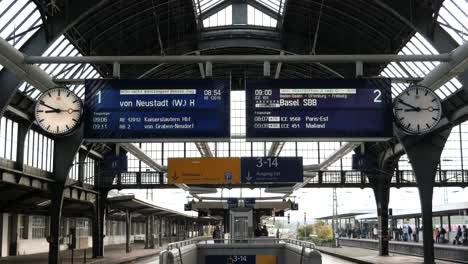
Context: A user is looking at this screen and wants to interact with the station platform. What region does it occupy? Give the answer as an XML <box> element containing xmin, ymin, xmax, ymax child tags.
<box><xmin>0</xmin><ymin>243</ymin><xmax>167</xmax><ymax>264</ymax></box>
<box><xmin>317</xmin><ymin>246</ymin><xmax>464</xmax><ymax>264</ymax></box>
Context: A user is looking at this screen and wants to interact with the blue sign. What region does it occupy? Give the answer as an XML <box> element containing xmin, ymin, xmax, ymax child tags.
<box><xmin>240</xmin><ymin>157</ymin><xmax>303</xmax><ymax>183</ymax></box>
<box><xmin>244</xmin><ymin>198</ymin><xmax>256</xmax><ymax>208</ymax></box>
<box><xmin>352</xmin><ymin>153</ymin><xmax>377</xmax><ymax>170</ymax></box>
<box><xmin>227</xmin><ymin>198</ymin><xmax>238</xmax><ymax>208</ymax></box>
<box><xmin>83</xmin><ymin>79</ymin><xmax>230</xmax><ymax>141</ymax></box>
<box><xmin>245</xmin><ymin>79</ymin><xmax>393</xmax><ymax>141</ymax></box>
<box><xmin>224</xmin><ymin>172</ymin><xmax>233</xmax><ymax>181</ymax></box>
<box><xmin>102</xmin><ymin>155</ymin><xmax>128</xmax><ymax>173</ymax></box>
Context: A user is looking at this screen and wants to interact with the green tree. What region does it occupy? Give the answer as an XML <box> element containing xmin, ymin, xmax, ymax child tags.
<box><xmin>297</xmin><ymin>224</ymin><xmax>314</xmax><ymax>240</ymax></box>
<box><xmin>313</xmin><ymin>221</ymin><xmax>332</xmax><ymax>240</ymax></box>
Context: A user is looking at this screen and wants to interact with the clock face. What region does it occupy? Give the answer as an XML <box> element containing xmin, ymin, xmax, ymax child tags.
<box><xmin>34</xmin><ymin>88</ymin><xmax>83</xmax><ymax>135</ymax></box>
<box><xmin>394</xmin><ymin>86</ymin><xmax>442</xmax><ymax>135</ymax></box>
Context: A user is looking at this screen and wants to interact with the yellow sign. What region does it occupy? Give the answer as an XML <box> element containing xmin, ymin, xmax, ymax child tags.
<box><xmin>167</xmin><ymin>158</ymin><xmax>240</xmax><ymax>184</ymax></box>
<box><xmin>256</xmin><ymin>255</ymin><xmax>276</xmax><ymax>264</ymax></box>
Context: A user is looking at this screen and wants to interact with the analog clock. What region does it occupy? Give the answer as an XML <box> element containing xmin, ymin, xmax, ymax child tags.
<box><xmin>34</xmin><ymin>88</ymin><xmax>83</xmax><ymax>135</ymax></box>
<box><xmin>393</xmin><ymin>85</ymin><xmax>442</xmax><ymax>135</ymax></box>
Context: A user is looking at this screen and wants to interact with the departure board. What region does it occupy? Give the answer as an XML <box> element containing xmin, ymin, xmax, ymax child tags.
<box><xmin>83</xmin><ymin>79</ymin><xmax>230</xmax><ymax>141</ymax></box>
<box><xmin>246</xmin><ymin>79</ymin><xmax>393</xmax><ymax>141</ymax></box>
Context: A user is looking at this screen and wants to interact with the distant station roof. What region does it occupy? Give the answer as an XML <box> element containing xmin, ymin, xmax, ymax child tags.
<box><xmin>355</xmin><ymin>202</ymin><xmax>468</xmax><ymax>220</ymax></box>
<box><xmin>106</xmin><ymin>194</ymin><xmax>218</xmax><ymax>223</ymax></box>
<box><xmin>316</xmin><ymin>209</ymin><xmax>375</xmax><ymax>220</ymax></box>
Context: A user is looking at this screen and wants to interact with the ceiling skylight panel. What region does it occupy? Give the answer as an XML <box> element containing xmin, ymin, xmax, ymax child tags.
<box><xmin>1</xmin><ymin>3</ymin><xmax>36</xmax><ymax>38</ymax></box>
<box><xmin>195</xmin><ymin>0</ymin><xmax>224</xmax><ymax>15</ymax></box>
<box><xmin>437</xmin><ymin>0</ymin><xmax>467</xmax><ymax>45</ymax></box>
<box><xmin>10</xmin><ymin>17</ymin><xmax>41</xmax><ymax>48</ymax></box>
<box><xmin>0</xmin><ymin>0</ymin><xmax>43</xmax><ymax>56</ymax></box>
<box><xmin>256</xmin><ymin>0</ymin><xmax>284</xmax><ymax>15</ymax></box>
<box><xmin>0</xmin><ymin>0</ymin><xmax>28</xmax><ymax>31</ymax></box>
<box><xmin>203</xmin><ymin>5</ymin><xmax>232</xmax><ymax>27</ymax></box>
<box><xmin>388</xmin><ymin>62</ymin><xmax>408</xmax><ymax>77</ymax></box>
<box><xmin>248</xmin><ymin>5</ymin><xmax>277</xmax><ymax>27</ymax></box>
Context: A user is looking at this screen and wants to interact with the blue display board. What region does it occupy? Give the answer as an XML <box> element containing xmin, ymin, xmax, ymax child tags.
<box><xmin>83</xmin><ymin>79</ymin><xmax>230</xmax><ymax>141</ymax></box>
<box><xmin>246</xmin><ymin>79</ymin><xmax>393</xmax><ymax>141</ymax></box>
<box><xmin>240</xmin><ymin>157</ymin><xmax>303</xmax><ymax>183</ymax></box>
<box><xmin>227</xmin><ymin>198</ymin><xmax>239</xmax><ymax>208</ymax></box>
<box><xmin>352</xmin><ymin>153</ymin><xmax>377</xmax><ymax>170</ymax></box>
<box><xmin>244</xmin><ymin>198</ymin><xmax>256</xmax><ymax>208</ymax></box>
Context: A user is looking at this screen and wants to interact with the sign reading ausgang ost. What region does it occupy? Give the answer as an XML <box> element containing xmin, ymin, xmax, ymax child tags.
<box><xmin>245</xmin><ymin>79</ymin><xmax>393</xmax><ymax>141</ymax></box>
<box><xmin>83</xmin><ymin>79</ymin><xmax>230</xmax><ymax>141</ymax></box>
<box><xmin>240</xmin><ymin>157</ymin><xmax>303</xmax><ymax>183</ymax></box>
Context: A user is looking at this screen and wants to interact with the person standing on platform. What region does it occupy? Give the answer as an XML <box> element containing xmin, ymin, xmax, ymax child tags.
<box><xmin>212</xmin><ymin>225</ymin><xmax>221</xmax><ymax>243</ymax></box>
<box><xmin>373</xmin><ymin>226</ymin><xmax>378</xmax><ymax>240</ymax></box>
<box><xmin>462</xmin><ymin>226</ymin><xmax>468</xmax><ymax>245</ymax></box>
<box><xmin>408</xmin><ymin>226</ymin><xmax>413</xmax><ymax>241</ymax></box>
<box><xmin>441</xmin><ymin>227</ymin><xmax>447</xmax><ymax>243</ymax></box>
<box><xmin>434</xmin><ymin>227</ymin><xmax>440</xmax><ymax>243</ymax></box>
<box><xmin>455</xmin><ymin>225</ymin><xmax>463</xmax><ymax>245</ymax></box>
<box><xmin>402</xmin><ymin>225</ymin><xmax>408</xmax><ymax>241</ymax></box>
<box><xmin>261</xmin><ymin>225</ymin><xmax>269</xmax><ymax>237</ymax></box>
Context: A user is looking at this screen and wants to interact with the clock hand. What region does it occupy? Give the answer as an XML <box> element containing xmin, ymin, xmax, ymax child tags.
<box><xmin>44</xmin><ymin>109</ymin><xmax>80</xmax><ymax>113</ymax></box>
<box><xmin>398</xmin><ymin>100</ymin><xmax>420</xmax><ymax>111</ymax></box>
<box><xmin>39</xmin><ymin>101</ymin><xmax>60</xmax><ymax>112</ymax></box>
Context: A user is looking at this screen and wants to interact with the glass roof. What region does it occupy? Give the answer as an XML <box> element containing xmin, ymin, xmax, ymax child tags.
<box><xmin>437</xmin><ymin>0</ymin><xmax>467</xmax><ymax>45</ymax></box>
<box><xmin>247</xmin><ymin>4</ymin><xmax>277</xmax><ymax>27</ymax></box>
<box><xmin>203</xmin><ymin>5</ymin><xmax>232</xmax><ymax>27</ymax></box>
<box><xmin>0</xmin><ymin>0</ymin><xmax>43</xmax><ymax>71</ymax></box>
<box><xmin>195</xmin><ymin>0</ymin><xmax>284</xmax><ymax>16</ymax></box>
<box><xmin>202</xmin><ymin>4</ymin><xmax>277</xmax><ymax>28</ymax></box>
<box><xmin>379</xmin><ymin>33</ymin><xmax>462</xmax><ymax>99</ymax></box>
<box><xmin>18</xmin><ymin>35</ymin><xmax>102</xmax><ymax>99</ymax></box>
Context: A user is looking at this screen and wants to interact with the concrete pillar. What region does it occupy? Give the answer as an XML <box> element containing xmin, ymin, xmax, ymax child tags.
<box><xmin>126</xmin><ymin>210</ymin><xmax>132</xmax><ymax>253</ymax></box>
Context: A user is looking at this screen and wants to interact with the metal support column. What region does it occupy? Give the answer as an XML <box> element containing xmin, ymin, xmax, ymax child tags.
<box><xmin>14</xmin><ymin>120</ymin><xmax>31</xmax><ymax>171</ymax></box>
<box><xmin>92</xmin><ymin>190</ymin><xmax>106</xmax><ymax>258</ymax></box>
<box><xmin>159</xmin><ymin>216</ymin><xmax>163</xmax><ymax>247</ymax></box>
<box><xmin>49</xmin><ymin>128</ymin><xmax>83</xmax><ymax>264</ymax></box>
<box><xmin>144</xmin><ymin>216</ymin><xmax>150</xmax><ymax>249</ymax></box>
<box><xmin>48</xmin><ymin>183</ymin><xmax>65</xmax><ymax>264</ymax></box>
<box><xmin>369</xmin><ymin>175</ymin><xmax>391</xmax><ymax>256</ymax></box>
<box><xmin>169</xmin><ymin>219</ymin><xmax>173</xmax><ymax>243</ymax></box>
<box><xmin>232</xmin><ymin>0</ymin><xmax>247</xmax><ymax>25</ymax></box>
<box><xmin>149</xmin><ymin>215</ymin><xmax>155</xmax><ymax>249</ymax></box>
<box><xmin>126</xmin><ymin>210</ymin><xmax>132</xmax><ymax>253</ymax></box>
<box><xmin>77</xmin><ymin>150</ymin><xmax>86</xmax><ymax>186</ymax></box>
<box><xmin>399</xmin><ymin>128</ymin><xmax>452</xmax><ymax>264</ymax></box>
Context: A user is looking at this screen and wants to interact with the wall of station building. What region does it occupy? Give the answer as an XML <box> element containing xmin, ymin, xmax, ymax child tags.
<box><xmin>0</xmin><ymin>213</ymin><xmax>148</xmax><ymax>257</ymax></box>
